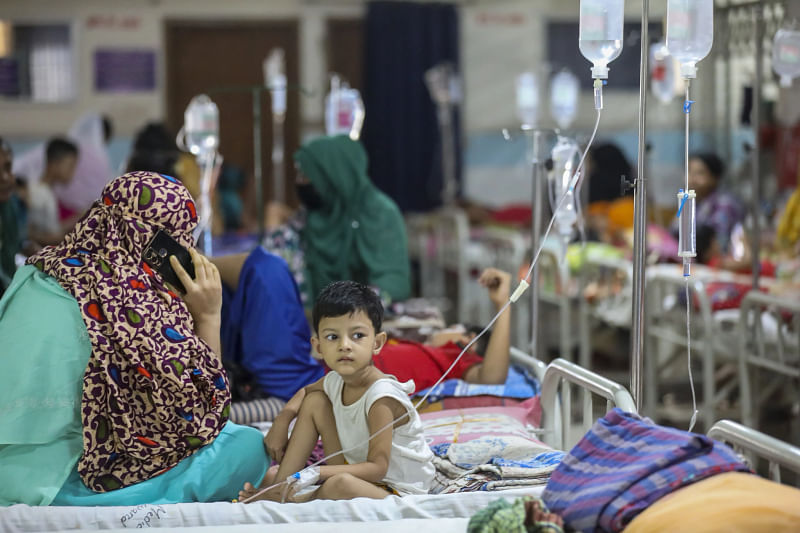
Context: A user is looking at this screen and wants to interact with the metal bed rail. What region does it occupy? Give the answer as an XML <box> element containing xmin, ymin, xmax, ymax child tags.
<box><xmin>737</xmin><ymin>290</ymin><xmax>800</xmax><ymax>433</ymax></box>
<box><xmin>540</xmin><ymin>357</ymin><xmax>636</xmax><ymax>450</ymax></box>
<box><xmin>708</xmin><ymin>419</ymin><xmax>800</xmax><ymax>485</ymax></box>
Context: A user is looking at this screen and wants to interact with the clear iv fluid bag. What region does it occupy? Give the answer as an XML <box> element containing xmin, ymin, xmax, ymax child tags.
<box><xmin>516</xmin><ymin>72</ymin><xmax>539</xmax><ymax>128</ymax></box>
<box><xmin>773</xmin><ymin>28</ymin><xmax>800</xmax><ymax>88</ymax></box>
<box><xmin>264</xmin><ymin>49</ymin><xmax>287</xmax><ymax>115</ymax></box>
<box><xmin>579</xmin><ymin>0</ymin><xmax>624</xmax><ymax>79</ymax></box>
<box><xmin>550</xmin><ymin>70</ymin><xmax>579</xmax><ymax>130</ymax></box>
<box><xmin>184</xmin><ymin>94</ymin><xmax>219</xmax><ymax>158</ymax></box>
<box><xmin>666</xmin><ymin>0</ymin><xmax>713</xmax><ymax>79</ymax></box>
<box><xmin>325</xmin><ymin>85</ymin><xmax>365</xmax><ymax>140</ymax></box>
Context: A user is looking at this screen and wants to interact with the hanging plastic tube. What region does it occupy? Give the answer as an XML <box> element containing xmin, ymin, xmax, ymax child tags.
<box><xmin>549</xmin><ymin>136</ymin><xmax>581</xmax><ymax>260</ymax></box>
<box><xmin>264</xmin><ymin>49</ymin><xmax>287</xmax><ymax>204</ymax></box>
<box><xmin>177</xmin><ymin>94</ymin><xmax>219</xmax><ymax>255</ymax></box>
<box><xmin>667</xmin><ymin>0</ymin><xmax>714</xmax><ymax>432</ymax></box>
<box><xmin>579</xmin><ymin>0</ymin><xmax>625</xmax><ymax>110</ymax></box>
<box><xmin>772</xmin><ymin>27</ymin><xmax>800</xmax><ymax>88</ymax></box>
<box><xmin>325</xmin><ymin>73</ymin><xmax>365</xmax><ymax>140</ymax></box>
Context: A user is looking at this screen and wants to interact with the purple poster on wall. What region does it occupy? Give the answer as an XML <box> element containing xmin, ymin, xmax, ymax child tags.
<box><xmin>94</xmin><ymin>49</ymin><xmax>156</xmax><ymax>92</ymax></box>
<box><xmin>0</xmin><ymin>58</ymin><xmax>20</xmax><ymax>96</ymax></box>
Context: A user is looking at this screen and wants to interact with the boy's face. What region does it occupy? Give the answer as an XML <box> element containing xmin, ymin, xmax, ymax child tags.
<box><xmin>312</xmin><ymin>310</ymin><xmax>387</xmax><ymax>376</ymax></box>
<box><xmin>49</xmin><ymin>155</ymin><xmax>78</xmax><ymax>184</ymax></box>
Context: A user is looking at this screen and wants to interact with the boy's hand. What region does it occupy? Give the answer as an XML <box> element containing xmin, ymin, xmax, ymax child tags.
<box><xmin>264</xmin><ymin>420</ymin><xmax>290</xmax><ymax>463</ymax></box>
<box><xmin>479</xmin><ymin>268</ymin><xmax>512</xmax><ymax>309</ymax></box>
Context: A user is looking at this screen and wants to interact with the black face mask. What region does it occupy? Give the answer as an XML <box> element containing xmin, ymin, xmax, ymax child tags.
<box><xmin>296</xmin><ymin>182</ymin><xmax>324</xmax><ymax>210</ymax></box>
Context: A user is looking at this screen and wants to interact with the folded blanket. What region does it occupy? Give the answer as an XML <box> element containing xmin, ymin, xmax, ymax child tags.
<box><xmin>431</xmin><ymin>456</ymin><xmax>557</xmax><ymax>494</ymax></box>
<box><xmin>542</xmin><ymin>409</ymin><xmax>750</xmax><ymax>533</ymax></box>
<box><xmin>416</xmin><ymin>364</ymin><xmax>541</xmax><ymax>401</ymax></box>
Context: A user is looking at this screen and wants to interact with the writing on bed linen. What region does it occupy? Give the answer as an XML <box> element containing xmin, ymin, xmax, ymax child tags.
<box><xmin>119</xmin><ymin>504</ymin><xmax>167</xmax><ymax>528</ymax></box>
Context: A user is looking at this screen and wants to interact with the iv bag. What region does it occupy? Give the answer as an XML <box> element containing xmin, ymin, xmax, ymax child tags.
<box><xmin>666</xmin><ymin>0</ymin><xmax>713</xmax><ymax>79</ymax></box>
<box><xmin>772</xmin><ymin>28</ymin><xmax>800</xmax><ymax>88</ymax></box>
<box><xmin>425</xmin><ymin>63</ymin><xmax>461</xmax><ymax>106</ymax></box>
<box><xmin>549</xmin><ymin>70</ymin><xmax>579</xmax><ymax>130</ymax></box>
<box><xmin>516</xmin><ymin>72</ymin><xmax>540</xmax><ymax>128</ymax></box>
<box><xmin>650</xmin><ymin>41</ymin><xmax>679</xmax><ymax>104</ymax></box>
<box><xmin>549</xmin><ymin>136</ymin><xmax>580</xmax><ymax>203</ymax></box>
<box><xmin>325</xmin><ymin>75</ymin><xmax>365</xmax><ymax>140</ymax></box>
<box><xmin>264</xmin><ymin>49</ymin><xmax>287</xmax><ymax>115</ymax></box>
<box><xmin>579</xmin><ymin>0</ymin><xmax>624</xmax><ymax>79</ymax></box>
<box><xmin>183</xmin><ymin>94</ymin><xmax>219</xmax><ymax>159</ymax></box>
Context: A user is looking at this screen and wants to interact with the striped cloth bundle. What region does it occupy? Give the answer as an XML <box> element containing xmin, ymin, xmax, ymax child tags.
<box><xmin>229</xmin><ymin>397</ymin><xmax>286</xmax><ymax>425</ymax></box>
<box><xmin>542</xmin><ymin>408</ymin><xmax>750</xmax><ymax>533</ymax></box>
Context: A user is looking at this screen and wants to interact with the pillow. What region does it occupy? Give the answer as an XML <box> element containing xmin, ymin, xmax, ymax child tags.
<box><xmin>420</xmin><ymin>397</ymin><xmax>542</xmax><ymax>448</ymax></box>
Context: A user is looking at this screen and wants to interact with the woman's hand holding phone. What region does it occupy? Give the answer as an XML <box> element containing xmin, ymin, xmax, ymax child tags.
<box><xmin>171</xmin><ymin>249</ymin><xmax>223</xmax><ymax>356</ymax></box>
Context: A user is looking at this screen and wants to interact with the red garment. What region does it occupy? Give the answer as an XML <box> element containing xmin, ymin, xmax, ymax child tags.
<box><xmin>372</xmin><ymin>340</ymin><xmax>483</xmax><ymax>395</ymax></box>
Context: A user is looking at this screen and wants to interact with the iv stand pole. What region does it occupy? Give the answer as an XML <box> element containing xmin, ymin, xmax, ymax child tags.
<box><xmin>750</xmin><ymin>4</ymin><xmax>763</xmax><ymax>290</ymax></box>
<box><xmin>530</xmin><ymin>130</ymin><xmax>543</xmax><ymax>356</ymax></box>
<box><xmin>630</xmin><ymin>0</ymin><xmax>650</xmax><ymax>411</ymax></box>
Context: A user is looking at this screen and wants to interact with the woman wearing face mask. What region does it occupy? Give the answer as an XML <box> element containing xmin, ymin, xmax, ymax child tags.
<box><xmin>262</xmin><ymin>134</ymin><xmax>410</xmax><ymax>307</ymax></box>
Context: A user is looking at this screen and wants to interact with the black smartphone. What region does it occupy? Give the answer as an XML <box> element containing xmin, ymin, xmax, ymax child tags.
<box><xmin>143</xmin><ymin>229</ymin><xmax>195</xmax><ymax>293</ymax></box>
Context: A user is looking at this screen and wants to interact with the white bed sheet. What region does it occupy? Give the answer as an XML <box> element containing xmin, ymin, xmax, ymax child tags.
<box><xmin>35</xmin><ymin>519</ymin><xmax>470</xmax><ymax>533</ymax></box>
<box><xmin>1</xmin><ymin>487</ymin><xmax>543</xmax><ymax>532</ymax></box>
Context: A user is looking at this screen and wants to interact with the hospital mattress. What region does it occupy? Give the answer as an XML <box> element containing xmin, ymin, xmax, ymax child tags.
<box><xmin>1</xmin><ymin>487</ymin><xmax>543</xmax><ymax>532</ymax></box>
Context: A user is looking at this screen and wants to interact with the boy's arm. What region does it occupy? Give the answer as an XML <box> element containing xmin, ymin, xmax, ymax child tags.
<box><xmin>316</xmin><ymin>397</ymin><xmax>406</xmax><ymax>483</ymax></box>
<box><xmin>264</xmin><ymin>377</ymin><xmax>325</xmax><ymax>462</ymax></box>
<box><xmin>463</xmin><ymin>268</ymin><xmax>512</xmax><ymax>385</ymax></box>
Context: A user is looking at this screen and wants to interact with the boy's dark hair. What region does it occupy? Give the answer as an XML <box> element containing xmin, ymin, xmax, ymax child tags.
<box><xmin>464</xmin><ymin>324</ymin><xmax>490</xmax><ymax>356</ymax></box>
<box><xmin>45</xmin><ymin>137</ymin><xmax>78</xmax><ymax>164</ymax></box>
<box><xmin>126</xmin><ymin>122</ymin><xmax>179</xmax><ymax>176</ymax></box>
<box><xmin>691</xmin><ymin>152</ymin><xmax>725</xmax><ymax>182</ymax></box>
<box><xmin>312</xmin><ymin>280</ymin><xmax>384</xmax><ymax>334</ymax></box>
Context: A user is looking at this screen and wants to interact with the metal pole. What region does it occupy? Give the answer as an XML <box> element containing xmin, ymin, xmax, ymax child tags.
<box><xmin>253</xmin><ymin>88</ymin><xmax>265</xmax><ymax>241</ymax></box>
<box><xmin>272</xmin><ymin>113</ymin><xmax>286</xmax><ymax>204</ymax></box>
<box><xmin>751</xmin><ymin>4</ymin><xmax>762</xmax><ymax>289</ymax></box>
<box><xmin>440</xmin><ymin>103</ymin><xmax>457</xmax><ymax>205</ymax></box>
<box><xmin>530</xmin><ymin>131</ymin><xmax>543</xmax><ymax>356</ymax></box>
<box><xmin>630</xmin><ymin>0</ymin><xmax>650</xmax><ymax>411</ymax></box>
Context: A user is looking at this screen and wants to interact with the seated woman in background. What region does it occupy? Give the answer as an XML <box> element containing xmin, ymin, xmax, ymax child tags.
<box><xmin>263</xmin><ymin>134</ymin><xmax>411</xmax><ymax>307</ymax></box>
<box><xmin>0</xmin><ymin>171</ymin><xmax>267</xmax><ymax>506</ymax></box>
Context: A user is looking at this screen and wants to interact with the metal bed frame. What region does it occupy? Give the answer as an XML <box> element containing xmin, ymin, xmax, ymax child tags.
<box><xmin>737</xmin><ymin>290</ymin><xmax>800</xmax><ymax>442</ymax></box>
<box><xmin>708</xmin><ymin>419</ymin><xmax>800</xmax><ymax>486</ymax></box>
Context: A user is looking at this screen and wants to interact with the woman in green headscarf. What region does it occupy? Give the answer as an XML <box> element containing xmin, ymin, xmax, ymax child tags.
<box><xmin>262</xmin><ymin>135</ymin><xmax>410</xmax><ymax>306</ymax></box>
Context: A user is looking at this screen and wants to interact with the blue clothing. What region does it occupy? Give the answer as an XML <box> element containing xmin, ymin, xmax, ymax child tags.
<box><xmin>221</xmin><ymin>248</ymin><xmax>323</xmax><ymax>401</ymax></box>
<box><xmin>52</xmin><ymin>422</ymin><xmax>268</xmax><ymax>506</ymax></box>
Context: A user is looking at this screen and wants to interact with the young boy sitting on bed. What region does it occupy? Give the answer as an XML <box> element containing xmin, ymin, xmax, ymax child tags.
<box><xmin>239</xmin><ymin>280</ymin><xmax>435</xmax><ymax>502</ymax></box>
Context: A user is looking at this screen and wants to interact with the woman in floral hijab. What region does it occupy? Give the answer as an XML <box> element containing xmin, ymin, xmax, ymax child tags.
<box><xmin>0</xmin><ymin>171</ymin><xmax>266</xmax><ymax>506</ymax></box>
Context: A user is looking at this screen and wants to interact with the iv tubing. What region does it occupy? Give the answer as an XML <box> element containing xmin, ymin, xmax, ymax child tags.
<box><xmin>243</xmin><ymin>104</ymin><xmax>604</xmax><ymax>506</ymax></box>
<box><xmin>685</xmin><ymin>280</ymin><xmax>698</xmax><ymax>432</ymax></box>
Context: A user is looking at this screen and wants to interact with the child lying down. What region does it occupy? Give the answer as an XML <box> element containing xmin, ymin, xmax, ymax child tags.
<box><xmin>240</xmin><ymin>280</ymin><xmax>435</xmax><ymax>502</ymax></box>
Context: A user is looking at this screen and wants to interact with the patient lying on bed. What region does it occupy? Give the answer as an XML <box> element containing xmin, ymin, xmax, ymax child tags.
<box><xmin>239</xmin><ymin>280</ymin><xmax>435</xmax><ymax>502</ymax></box>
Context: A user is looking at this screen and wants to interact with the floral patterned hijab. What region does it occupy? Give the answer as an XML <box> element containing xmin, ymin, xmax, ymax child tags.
<box><xmin>28</xmin><ymin>171</ymin><xmax>229</xmax><ymax>492</ymax></box>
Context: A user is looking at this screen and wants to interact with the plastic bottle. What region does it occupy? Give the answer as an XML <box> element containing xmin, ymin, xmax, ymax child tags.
<box><xmin>264</xmin><ymin>49</ymin><xmax>287</xmax><ymax>115</ymax></box>
<box><xmin>184</xmin><ymin>94</ymin><xmax>219</xmax><ymax>158</ymax></box>
<box><xmin>666</xmin><ymin>0</ymin><xmax>714</xmax><ymax>79</ymax></box>
<box><xmin>325</xmin><ymin>79</ymin><xmax>365</xmax><ymax>140</ymax></box>
<box><xmin>650</xmin><ymin>41</ymin><xmax>678</xmax><ymax>104</ymax></box>
<box><xmin>550</xmin><ymin>70</ymin><xmax>579</xmax><ymax>130</ymax></box>
<box><xmin>772</xmin><ymin>28</ymin><xmax>800</xmax><ymax>88</ymax></box>
<box><xmin>579</xmin><ymin>0</ymin><xmax>625</xmax><ymax>79</ymax></box>
<box><xmin>516</xmin><ymin>72</ymin><xmax>539</xmax><ymax>128</ymax></box>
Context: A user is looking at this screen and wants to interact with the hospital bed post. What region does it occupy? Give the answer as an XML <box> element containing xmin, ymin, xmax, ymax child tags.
<box><xmin>253</xmin><ymin>88</ymin><xmax>265</xmax><ymax>242</ymax></box>
<box><xmin>630</xmin><ymin>0</ymin><xmax>650</xmax><ymax>412</ymax></box>
<box><xmin>530</xmin><ymin>130</ymin><xmax>545</xmax><ymax>356</ymax></box>
<box><xmin>750</xmin><ymin>3</ymin><xmax>763</xmax><ymax>290</ymax></box>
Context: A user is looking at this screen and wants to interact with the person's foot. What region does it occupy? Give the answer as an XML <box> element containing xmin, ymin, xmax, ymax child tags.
<box><xmin>524</xmin><ymin>497</ymin><xmax>564</xmax><ymax>531</ymax></box>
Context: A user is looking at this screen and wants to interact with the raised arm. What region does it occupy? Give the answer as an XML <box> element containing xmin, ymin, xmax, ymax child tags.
<box><xmin>463</xmin><ymin>268</ymin><xmax>512</xmax><ymax>385</ymax></box>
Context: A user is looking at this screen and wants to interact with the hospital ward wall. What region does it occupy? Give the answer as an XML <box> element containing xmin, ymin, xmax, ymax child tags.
<box><xmin>0</xmin><ymin>0</ymin><xmax>735</xmax><ymax>210</ymax></box>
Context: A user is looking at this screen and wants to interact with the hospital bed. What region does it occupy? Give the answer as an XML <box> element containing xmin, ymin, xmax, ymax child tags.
<box><xmin>0</xmin><ymin>350</ymin><xmax>632</xmax><ymax>532</ymax></box>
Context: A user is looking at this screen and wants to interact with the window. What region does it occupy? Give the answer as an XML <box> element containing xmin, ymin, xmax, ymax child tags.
<box><xmin>0</xmin><ymin>22</ymin><xmax>75</xmax><ymax>102</ymax></box>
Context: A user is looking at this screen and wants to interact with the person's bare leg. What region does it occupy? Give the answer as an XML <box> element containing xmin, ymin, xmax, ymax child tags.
<box><xmin>314</xmin><ymin>473</ymin><xmax>391</xmax><ymax>501</ymax></box>
<box><xmin>241</xmin><ymin>391</ymin><xmax>340</xmax><ymax>502</ymax></box>
<box><xmin>210</xmin><ymin>253</ymin><xmax>248</xmax><ymax>290</ymax></box>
